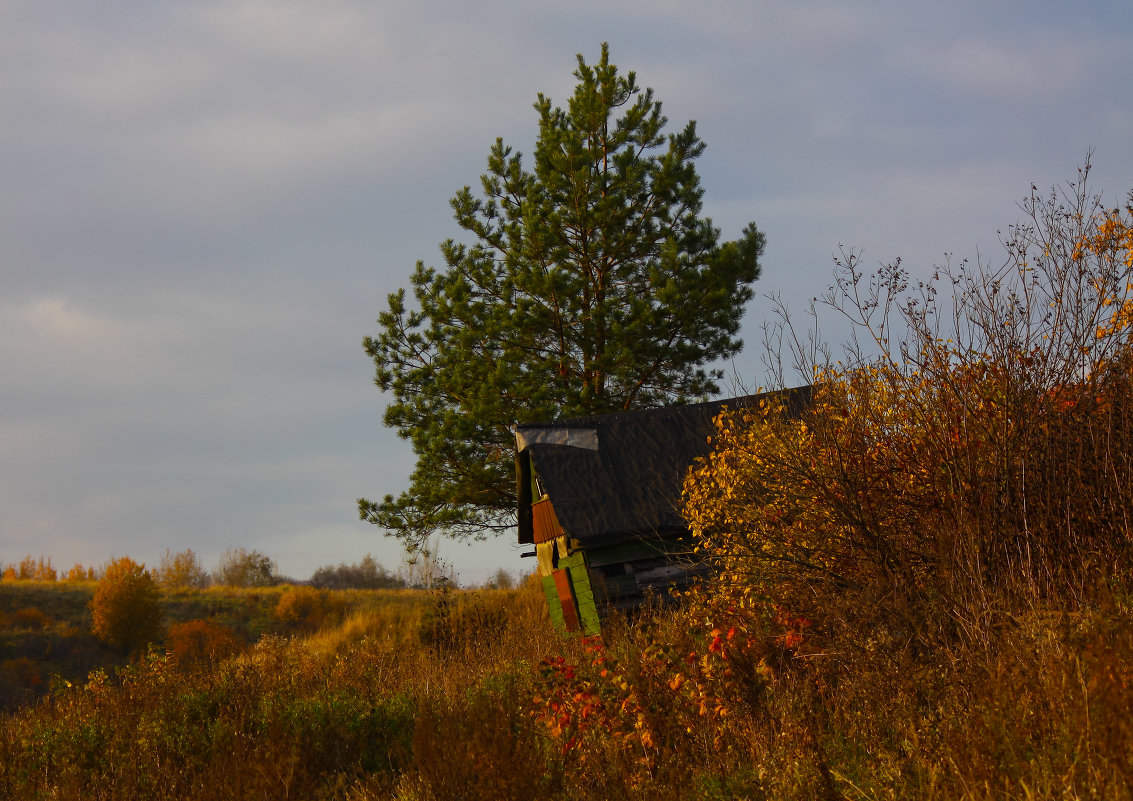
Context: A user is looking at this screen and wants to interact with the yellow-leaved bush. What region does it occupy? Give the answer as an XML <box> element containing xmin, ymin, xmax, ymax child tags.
<box><xmin>90</xmin><ymin>557</ymin><xmax>163</xmax><ymax>655</ymax></box>
<box><xmin>684</xmin><ymin>166</ymin><xmax>1133</xmax><ymax>641</ymax></box>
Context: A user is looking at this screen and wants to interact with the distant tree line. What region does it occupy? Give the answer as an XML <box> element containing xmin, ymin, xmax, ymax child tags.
<box><xmin>1</xmin><ymin>549</ymin><xmax>505</xmax><ymax>590</ymax></box>
<box><xmin>308</xmin><ymin>554</ymin><xmax>406</xmax><ymax>590</ymax></box>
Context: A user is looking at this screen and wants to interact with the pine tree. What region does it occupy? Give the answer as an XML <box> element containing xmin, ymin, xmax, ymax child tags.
<box><xmin>361</xmin><ymin>44</ymin><xmax>765</xmax><ymax>549</ymax></box>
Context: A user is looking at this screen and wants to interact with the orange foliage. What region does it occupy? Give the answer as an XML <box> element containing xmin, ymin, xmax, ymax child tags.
<box><xmin>63</xmin><ymin>563</ymin><xmax>98</xmax><ymax>582</ymax></box>
<box><xmin>12</xmin><ymin>607</ymin><xmax>50</xmax><ymax>631</ymax></box>
<box><xmin>532</xmin><ymin>601</ymin><xmax>809</xmax><ymax>787</ymax></box>
<box><xmin>4</xmin><ymin>555</ymin><xmax>58</xmax><ymax>582</ymax></box>
<box><xmin>167</xmin><ymin>619</ymin><xmax>243</xmax><ymax>667</ymax></box>
<box><xmin>273</xmin><ymin>585</ymin><xmax>339</xmax><ymax>632</ymax></box>
<box><xmin>155</xmin><ymin>548</ymin><xmax>209</xmax><ymax>589</ymax></box>
<box><xmin>1085</xmin><ymin>207</ymin><xmax>1133</xmax><ymax>339</ymax></box>
<box><xmin>90</xmin><ymin>557</ymin><xmax>163</xmax><ymax>655</ymax></box>
<box><xmin>686</xmin><ymin>165</ymin><xmax>1133</xmax><ymax>633</ymax></box>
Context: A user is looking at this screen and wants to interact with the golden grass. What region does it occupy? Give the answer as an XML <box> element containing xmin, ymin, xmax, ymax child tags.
<box><xmin>1</xmin><ymin>573</ymin><xmax>1130</xmax><ymax>800</ymax></box>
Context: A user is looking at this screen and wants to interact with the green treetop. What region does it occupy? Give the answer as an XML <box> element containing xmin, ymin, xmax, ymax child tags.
<box><xmin>361</xmin><ymin>43</ymin><xmax>765</xmax><ymax>550</ymax></box>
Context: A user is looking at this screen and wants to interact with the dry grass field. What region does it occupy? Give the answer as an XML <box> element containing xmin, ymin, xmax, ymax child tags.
<box><xmin>0</xmin><ymin>574</ymin><xmax>1130</xmax><ymax>800</ymax></box>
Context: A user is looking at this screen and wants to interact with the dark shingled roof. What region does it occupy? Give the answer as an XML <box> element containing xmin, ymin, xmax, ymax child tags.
<box><xmin>515</xmin><ymin>388</ymin><xmax>812</xmax><ymax>547</ymax></box>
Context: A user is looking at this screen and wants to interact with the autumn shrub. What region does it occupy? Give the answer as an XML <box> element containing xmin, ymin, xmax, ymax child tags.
<box><xmin>90</xmin><ymin>557</ymin><xmax>163</xmax><ymax>655</ymax></box>
<box><xmin>418</xmin><ymin>586</ymin><xmax>509</xmax><ymax>653</ymax></box>
<box><xmin>674</xmin><ymin>162</ymin><xmax>1133</xmax><ymax>798</ymax></box>
<box><xmin>688</xmin><ymin>164</ymin><xmax>1133</xmax><ymax>637</ymax></box>
<box><xmin>214</xmin><ymin>547</ymin><xmax>277</xmax><ymax>587</ymax></box>
<box><xmin>4</xmin><ymin>555</ymin><xmax>58</xmax><ymax>582</ymax></box>
<box><xmin>11</xmin><ymin>607</ymin><xmax>50</xmax><ymax>631</ymax></box>
<box><xmin>410</xmin><ymin>679</ymin><xmax>552</xmax><ymax>801</ymax></box>
<box><xmin>526</xmin><ymin>597</ymin><xmax>832</xmax><ymax>800</ymax></box>
<box><xmin>274</xmin><ymin>585</ymin><xmax>342</xmax><ymax>632</ymax></box>
<box><xmin>524</xmin><ymin>580</ymin><xmax>1133</xmax><ymax>800</ymax></box>
<box><xmin>167</xmin><ymin>619</ymin><xmax>243</xmax><ymax>667</ymax></box>
<box><xmin>63</xmin><ymin>563</ymin><xmax>98</xmax><ymax>582</ymax></box>
<box><xmin>155</xmin><ymin>548</ymin><xmax>210</xmax><ymax>589</ymax></box>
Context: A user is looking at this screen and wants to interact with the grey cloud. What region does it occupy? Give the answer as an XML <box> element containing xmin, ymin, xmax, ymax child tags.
<box><xmin>2</xmin><ymin>0</ymin><xmax>1132</xmax><ymax>580</ymax></box>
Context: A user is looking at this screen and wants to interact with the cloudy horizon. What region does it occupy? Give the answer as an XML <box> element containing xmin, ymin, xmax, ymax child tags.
<box><xmin>3</xmin><ymin>1</ymin><xmax>1132</xmax><ymax>584</ymax></box>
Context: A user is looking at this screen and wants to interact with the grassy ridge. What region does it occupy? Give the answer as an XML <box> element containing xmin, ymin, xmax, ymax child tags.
<box><xmin>1</xmin><ymin>580</ymin><xmax>113</xmax><ymax>708</ymax></box>
<box><xmin>0</xmin><ymin>582</ymin><xmax>437</xmax><ymax>709</ymax></box>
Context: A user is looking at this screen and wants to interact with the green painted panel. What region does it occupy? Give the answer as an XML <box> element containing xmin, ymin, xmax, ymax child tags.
<box><xmin>559</xmin><ymin>552</ymin><xmax>601</xmax><ymax>635</ymax></box>
<box><xmin>541</xmin><ymin>574</ymin><xmax>566</xmax><ymax>632</ymax></box>
<box><xmin>557</xmin><ymin>552</ymin><xmax>583</xmax><ymax>570</ymax></box>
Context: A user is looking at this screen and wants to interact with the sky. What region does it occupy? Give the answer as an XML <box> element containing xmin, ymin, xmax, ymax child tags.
<box><xmin>2</xmin><ymin>0</ymin><xmax>1132</xmax><ymax>584</ymax></box>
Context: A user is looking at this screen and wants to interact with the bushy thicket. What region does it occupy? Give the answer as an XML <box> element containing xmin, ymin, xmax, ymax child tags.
<box><xmin>687</xmin><ymin>161</ymin><xmax>1133</xmax><ymax>625</ymax></box>
<box><xmin>0</xmin><ymin>556</ymin><xmax>58</xmax><ymax>582</ymax></box>
<box><xmin>309</xmin><ymin>554</ymin><xmax>406</xmax><ymax>590</ymax></box>
<box><xmin>213</xmin><ymin>548</ymin><xmax>279</xmax><ymax>588</ymax></box>
<box><xmin>155</xmin><ymin>549</ymin><xmax>210</xmax><ymax>589</ymax></box>
<box><xmin>677</xmin><ymin>163</ymin><xmax>1133</xmax><ymax>796</ymax></box>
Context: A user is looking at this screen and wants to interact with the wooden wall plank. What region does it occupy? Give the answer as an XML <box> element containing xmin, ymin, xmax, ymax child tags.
<box><xmin>552</xmin><ymin>569</ymin><xmax>580</xmax><ymax>632</ymax></box>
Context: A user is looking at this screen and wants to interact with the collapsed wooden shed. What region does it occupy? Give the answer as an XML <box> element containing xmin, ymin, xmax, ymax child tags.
<box><xmin>516</xmin><ymin>388</ymin><xmax>811</xmax><ymax>635</ymax></box>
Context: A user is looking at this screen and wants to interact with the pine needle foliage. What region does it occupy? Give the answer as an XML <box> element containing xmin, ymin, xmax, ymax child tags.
<box><xmin>361</xmin><ymin>43</ymin><xmax>764</xmax><ymax>550</ymax></box>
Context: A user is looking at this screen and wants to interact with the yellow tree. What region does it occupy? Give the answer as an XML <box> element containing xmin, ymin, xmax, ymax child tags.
<box><xmin>1084</xmin><ymin>202</ymin><xmax>1133</xmax><ymax>340</ymax></box>
<box><xmin>12</xmin><ymin>555</ymin><xmax>57</xmax><ymax>581</ymax></box>
<box><xmin>91</xmin><ymin>557</ymin><xmax>163</xmax><ymax>655</ymax></box>
<box><xmin>154</xmin><ymin>548</ymin><xmax>210</xmax><ymax>589</ymax></box>
<box><xmin>64</xmin><ymin>563</ymin><xmax>97</xmax><ymax>582</ymax></box>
